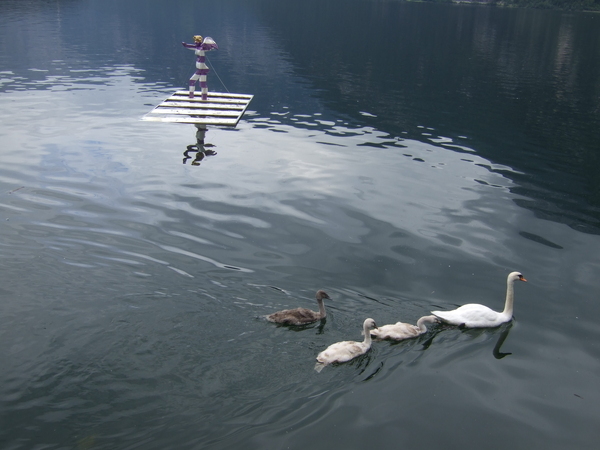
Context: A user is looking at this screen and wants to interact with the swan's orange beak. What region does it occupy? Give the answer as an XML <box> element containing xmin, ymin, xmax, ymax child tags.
<box><xmin>520</xmin><ymin>276</ymin><xmax>527</xmax><ymax>282</ymax></box>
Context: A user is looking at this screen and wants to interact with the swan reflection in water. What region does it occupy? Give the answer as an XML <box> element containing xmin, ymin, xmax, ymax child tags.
<box><xmin>183</xmin><ymin>124</ymin><xmax>217</xmax><ymax>166</ymax></box>
<box><xmin>430</xmin><ymin>321</ymin><xmax>514</xmax><ymax>359</ymax></box>
<box><xmin>492</xmin><ymin>322</ymin><xmax>513</xmax><ymax>359</ymax></box>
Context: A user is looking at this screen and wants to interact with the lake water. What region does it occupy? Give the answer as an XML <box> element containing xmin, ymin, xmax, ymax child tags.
<box><xmin>1</xmin><ymin>0</ymin><xmax>599</xmax><ymax>449</ymax></box>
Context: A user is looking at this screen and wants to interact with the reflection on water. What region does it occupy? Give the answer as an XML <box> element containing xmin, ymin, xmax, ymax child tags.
<box><xmin>389</xmin><ymin>321</ymin><xmax>514</xmax><ymax>360</ymax></box>
<box><xmin>2</xmin><ymin>1</ymin><xmax>600</xmax><ymax>450</ymax></box>
<box><xmin>182</xmin><ymin>125</ymin><xmax>218</xmax><ymax>166</ymax></box>
<box><xmin>258</xmin><ymin>1</ymin><xmax>600</xmax><ymax>234</ymax></box>
<box><xmin>492</xmin><ymin>323</ymin><xmax>513</xmax><ymax>359</ymax></box>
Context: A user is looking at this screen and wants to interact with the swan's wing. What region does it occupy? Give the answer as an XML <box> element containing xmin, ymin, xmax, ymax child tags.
<box><xmin>286</xmin><ymin>308</ymin><xmax>319</xmax><ymax>322</ymax></box>
<box><xmin>432</xmin><ymin>304</ymin><xmax>500</xmax><ymax>326</ymax></box>
<box><xmin>372</xmin><ymin>322</ymin><xmax>419</xmax><ymax>340</ymax></box>
<box><xmin>266</xmin><ymin>307</ymin><xmax>318</xmax><ymax>324</ymax></box>
<box><xmin>317</xmin><ymin>341</ymin><xmax>367</xmax><ymax>363</ymax></box>
<box><xmin>392</xmin><ymin>322</ymin><xmax>420</xmax><ymax>335</ymax></box>
<box><xmin>370</xmin><ymin>326</ymin><xmax>386</xmax><ymax>338</ymax></box>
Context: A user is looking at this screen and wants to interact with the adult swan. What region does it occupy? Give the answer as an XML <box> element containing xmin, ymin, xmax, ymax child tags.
<box><xmin>431</xmin><ymin>271</ymin><xmax>527</xmax><ymax>328</ymax></box>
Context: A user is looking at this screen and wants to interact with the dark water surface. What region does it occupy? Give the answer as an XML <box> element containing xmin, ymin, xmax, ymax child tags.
<box><xmin>1</xmin><ymin>0</ymin><xmax>599</xmax><ymax>449</ymax></box>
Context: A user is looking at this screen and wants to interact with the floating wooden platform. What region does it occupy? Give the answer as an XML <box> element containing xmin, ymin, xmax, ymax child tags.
<box><xmin>142</xmin><ymin>91</ymin><xmax>254</xmax><ymax>126</ymax></box>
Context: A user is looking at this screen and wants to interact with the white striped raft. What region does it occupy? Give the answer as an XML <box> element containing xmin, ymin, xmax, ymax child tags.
<box><xmin>142</xmin><ymin>91</ymin><xmax>253</xmax><ymax>126</ymax></box>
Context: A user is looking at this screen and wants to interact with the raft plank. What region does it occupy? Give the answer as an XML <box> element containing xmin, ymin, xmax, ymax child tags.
<box><xmin>149</xmin><ymin>108</ymin><xmax>242</xmax><ymax>117</ymax></box>
<box><xmin>142</xmin><ymin>91</ymin><xmax>253</xmax><ymax>126</ymax></box>
<box><xmin>172</xmin><ymin>90</ymin><xmax>253</xmax><ymax>99</ymax></box>
<box><xmin>159</xmin><ymin>101</ymin><xmax>245</xmax><ymax>110</ymax></box>
<box><xmin>142</xmin><ymin>116</ymin><xmax>240</xmax><ymax>125</ymax></box>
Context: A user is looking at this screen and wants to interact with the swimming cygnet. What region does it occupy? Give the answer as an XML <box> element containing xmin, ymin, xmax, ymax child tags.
<box><xmin>266</xmin><ymin>290</ymin><xmax>331</xmax><ymax>326</ymax></box>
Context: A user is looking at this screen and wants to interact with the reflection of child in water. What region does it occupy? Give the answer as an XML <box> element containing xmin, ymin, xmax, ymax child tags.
<box><xmin>182</xmin><ymin>35</ymin><xmax>218</xmax><ymax>100</ymax></box>
<box><xmin>183</xmin><ymin>126</ymin><xmax>217</xmax><ymax>166</ymax></box>
<box><xmin>183</xmin><ymin>144</ymin><xmax>217</xmax><ymax>166</ymax></box>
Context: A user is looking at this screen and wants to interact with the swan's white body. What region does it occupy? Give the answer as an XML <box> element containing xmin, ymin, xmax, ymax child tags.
<box><xmin>371</xmin><ymin>315</ymin><xmax>438</xmax><ymax>340</ymax></box>
<box><xmin>266</xmin><ymin>290</ymin><xmax>330</xmax><ymax>325</ymax></box>
<box><xmin>431</xmin><ymin>271</ymin><xmax>527</xmax><ymax>328</ymax></box>
<box><xmin>316</xmin><ymin>318</ymin><xmax>378</xmax><ymax>366</ymax></box>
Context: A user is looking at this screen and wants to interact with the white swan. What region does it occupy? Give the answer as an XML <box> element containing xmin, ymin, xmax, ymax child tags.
<box><xmin>431</xmin><ymin>271</ymin><xmax>527</xmax><ymax>328</ymax></box>
<box><xmin>316</xmin><ymin>318</ymin><xmax>378</xmax><ymax>368</ymax></box>
<box><xmin>370</xmin><ymin>315</ymin><xmax>439</xmax><ymax>340</ymax></box>
<box><xmin>266</xmin><ymin>290</ymin><xmax>331</xmax><ymax>325</ymax></box>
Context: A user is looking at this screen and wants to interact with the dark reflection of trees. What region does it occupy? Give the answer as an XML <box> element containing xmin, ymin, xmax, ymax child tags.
<box><xmin>256</xmin><ymin>1</ymin><xmax>600</xmax><ymax>233</ymax></box>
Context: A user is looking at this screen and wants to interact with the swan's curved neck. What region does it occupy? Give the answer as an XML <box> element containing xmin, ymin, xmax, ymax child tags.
<box><xmin>362</xmin><ymin>324</ymin><xmax>373</xmax><ymax>345</ymax></box>
<box><xmin>416</xmin><ymin>316</ymin><xmax>433</xmax><ymax>332</ymax></box>
<box><xmin>502</xmin><ymin>279</ymin><xmax>515</xmax><ymax>316</ymax></box>
<box><xmin>317</xmin><ymin>298</ymin><xmax>326</xmax><ymax>318</ymax></box>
